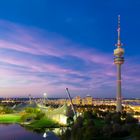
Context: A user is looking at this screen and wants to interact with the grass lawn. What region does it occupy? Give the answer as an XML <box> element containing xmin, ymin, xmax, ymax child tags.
<box><xmin>0</xmin><ymin>114</ymin><xmax>21</xmax><ymax>123</ymax></box>
<box><xmin>28</xmin><ymin>117</ymin><xmax>58</xmax><ymax>128</ymax></box>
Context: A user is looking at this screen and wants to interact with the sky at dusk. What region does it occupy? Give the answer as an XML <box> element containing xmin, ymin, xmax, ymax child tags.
<box><xmin>0</xmin><ymin>0</ymin><xmax>140</xmax><ymax>98</ymax></box>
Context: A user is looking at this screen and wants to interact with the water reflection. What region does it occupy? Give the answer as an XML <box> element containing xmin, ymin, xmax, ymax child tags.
<box><xmin>0</xmin><ymin>124</ymin><xmax>60</xmax><ymax>140</ymax></box>
<box><xmin>45</xmin><ymin>127</ymin><xmax>67</xmax><ymax>135</ymax></box>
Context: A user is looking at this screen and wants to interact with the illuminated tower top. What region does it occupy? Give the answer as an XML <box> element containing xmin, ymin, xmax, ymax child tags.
<box><xmin>114</xmin><ymin>15</ymin><xmax>124</xmax><ymax>63</ymax></box>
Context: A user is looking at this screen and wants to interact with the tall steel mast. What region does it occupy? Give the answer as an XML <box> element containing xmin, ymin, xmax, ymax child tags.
<box><xmin>66</xmin><ymin>88</ymin><xmax>77</xmax><ymax>118</ymax></box>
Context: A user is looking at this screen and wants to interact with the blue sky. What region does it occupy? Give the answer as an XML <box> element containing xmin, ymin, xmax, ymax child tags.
<box><xmin>0</xmin><ymin>0</ymin><xmax>140</xmax><ymax>98</ymax></box>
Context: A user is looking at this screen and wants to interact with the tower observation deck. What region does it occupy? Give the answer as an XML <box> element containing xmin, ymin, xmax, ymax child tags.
<box><xmin>114</xmin><ymin>15</ymin><xmax>124</xmax><ymax>112</ymax></box>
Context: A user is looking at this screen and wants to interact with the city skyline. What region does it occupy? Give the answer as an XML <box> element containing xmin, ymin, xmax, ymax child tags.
<box><xmin>0</xmin><ymin>1</ymin><xmax>140</xmax><ymax>98</ymax></box>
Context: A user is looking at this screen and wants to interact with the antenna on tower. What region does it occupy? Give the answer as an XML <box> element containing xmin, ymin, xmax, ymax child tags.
<box><xmin>117</xmin><ymin>15</ymin><xmax>122</xmax><ymax>48</ymax></box>
<box><xmin>118</xmin><ymin>15</ymin><xmax>120</xmax><ymax>28</ymax></box>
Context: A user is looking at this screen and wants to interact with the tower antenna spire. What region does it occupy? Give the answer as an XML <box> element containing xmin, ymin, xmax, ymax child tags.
<box><xmin>117</xmin><ymin>15</ymin><xmax>122</xmax><ymax>48</ymax></box>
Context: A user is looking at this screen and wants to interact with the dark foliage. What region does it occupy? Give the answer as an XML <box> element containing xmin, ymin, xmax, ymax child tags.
<box><xmin>61</xmin><ymin>110</ymin><xmax>140</xmax><ymax>140</ymax></box>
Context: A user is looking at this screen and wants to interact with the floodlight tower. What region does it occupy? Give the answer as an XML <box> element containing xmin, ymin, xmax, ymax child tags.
<box><xmin>43</xmin><ymin>93</ymin><xmax>47</xmax><ymax>105</ymax></box>
<box><xmin>29</xmin><ymin>94</ymin><xmax>32</xmax><ymax>104</ymax></box>
<box><xmin>114</xmin><ymin>15</ymin><xmax>124</xmax><ymax>112</ymax></box>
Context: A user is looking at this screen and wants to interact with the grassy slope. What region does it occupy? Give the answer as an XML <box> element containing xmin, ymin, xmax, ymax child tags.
<box><xmin>0</xmin><ymin>113</ymin><xmax>57</xmax><ymax>129</ymax></box>
<box><xmin>28</xmin><ymin>117</ymin><xmax>58</xmax><ymax>128</ymax></box>
<box><xmin>0</xmin><ymin>114</ymin><xmax>21</xmax><ymax>123</ymax></box>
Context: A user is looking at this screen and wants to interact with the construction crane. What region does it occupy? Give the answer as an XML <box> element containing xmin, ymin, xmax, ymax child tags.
<box><xmin>66</xmin><ymin>88</ymin><xmax>77</xmax><ymax>119</ymax></box>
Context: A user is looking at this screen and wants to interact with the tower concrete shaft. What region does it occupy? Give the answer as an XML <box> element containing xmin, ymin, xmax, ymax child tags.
<box><xmin>116</xmin><ymin>64</ymin><xmax>122</xmax><ymax>112</ymax></box>
<box><xmin>114</xmin><ymin>15</ymin><xmax>124</xmax><ymax>112</ymax></box>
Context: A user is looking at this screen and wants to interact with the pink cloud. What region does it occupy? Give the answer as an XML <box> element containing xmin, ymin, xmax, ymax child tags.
<box><xmin>0</xmin><ymin>20</ymin><xmax>139</xmax><ymax>97</ymax></box>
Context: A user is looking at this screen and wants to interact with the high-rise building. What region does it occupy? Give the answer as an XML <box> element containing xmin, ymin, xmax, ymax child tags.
<box><xmin>114</xmin><ymin>15</ymin><xmax>125</xmax><ymax>112</ymax></box>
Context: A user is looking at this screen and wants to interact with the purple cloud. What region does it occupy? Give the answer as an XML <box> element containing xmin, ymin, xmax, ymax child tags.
<box><xmin>0</xmin><ymin>20</ymin><xmax>139</xmax><ymax>98</ymax></box>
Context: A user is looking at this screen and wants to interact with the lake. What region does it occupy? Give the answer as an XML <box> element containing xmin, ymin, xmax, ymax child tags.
<box><xmin>0</xmin><ymin>124</ymin><xmax>60</xmax><ymax>140</ymax></box>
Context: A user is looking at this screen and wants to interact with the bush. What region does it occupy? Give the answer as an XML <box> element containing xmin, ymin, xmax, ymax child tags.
<box><xmin>25</xmin><ymin>107</ymin><xmax>39</xmax><ymax>114</ymax></box>
<box><xmin>34</xmin><ymin>112</ymin><xmax>45</xmax><ymax>120</ymax></box>
<box><xmin>125</xmin><ymin>114</ymin><xmax>138</xmax><ymax>124</ymax></box>
<box><xmin>20</xmin><ymin>113</ymin><xmax>35</xmax><ymax>122</ymax></box>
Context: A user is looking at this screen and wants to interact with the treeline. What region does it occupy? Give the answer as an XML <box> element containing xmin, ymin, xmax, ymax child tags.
<box><xmin>0</xmin><ymin>106</ymin><xmax>13</xmax><ymax>114</ymax></box>
<box><xmin>61</xmin><ymin>111</ymin><xmax>140</xmax><ymax>140</ymax></box>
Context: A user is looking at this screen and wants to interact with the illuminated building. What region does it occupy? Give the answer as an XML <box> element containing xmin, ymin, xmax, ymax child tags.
<box><xmin>72</xmin><ymin>96</ymin><xmax>81</xmax><ymax>105</ymax></box>
<box><xmin>82</xmin><ymin>95</ymin><xmax>93</xmax><ymax>105</ymax></box>
<box><xmin>86</xmin><ymin>95</ymin><xmax>93</xmax><ymax>105</ymax></box>
<box><xmin>114</xmin><ymin>15</ymin><xmax>125</xmax><ymax>112</ymax></box>
<box><xmin>38</xmin><ymin>103</ymin><xmax>68</xmax><ymax>125</ymax></box>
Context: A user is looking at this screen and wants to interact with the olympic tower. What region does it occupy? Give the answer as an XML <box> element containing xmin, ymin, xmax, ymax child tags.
<box><xmin>114</xmin><ymin>15</ymin><xmax>124</xmax><ymax>112</ymax></box>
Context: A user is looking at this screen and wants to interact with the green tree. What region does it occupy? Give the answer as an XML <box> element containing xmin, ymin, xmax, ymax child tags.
<box><xmin>104</xmin><ymin>113</ymin><xmax>112</xmax><ymax>124</ymax></box>
<box><xmin>125</xmin><ymin>114</ymin><xmax>138</xmax><ymax>124</ymax></box>
<box><xmin>83</xmin><ymin>111</ymin><xmax>94</xmax><ymax>120</ymax></box>
<box><xmin>67</xmin><ymin>116</ymin><xmax>74</xmax><ymax>126</ymax></box>
<box><xmin>111</xmin><ymin>112</ymin><xmax>122</xmax><ymax>124</ymax></box>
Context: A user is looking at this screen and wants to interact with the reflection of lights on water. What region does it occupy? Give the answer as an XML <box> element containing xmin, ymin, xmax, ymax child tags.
<box><xmin>45</xmin><ymin>128</ymin><xmax>67</xmax><ymax>136</ymax></box>
<box><xmin>52</xmin><ymin>128</ymin><xmax>61</xmax><ymax>135</ymax></box>
<box><xmin>43</xmin><ymin>132</ymin><xmax>47</xmax><ymax>138</ymax></box>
